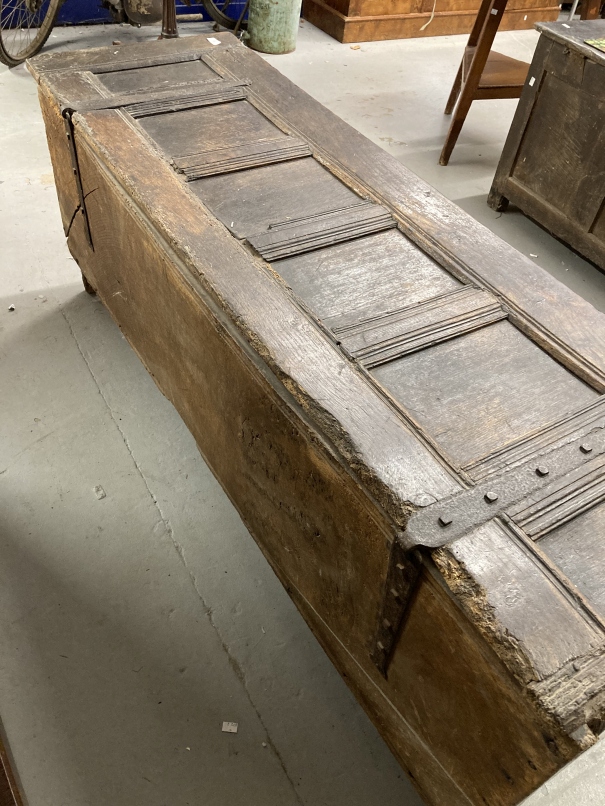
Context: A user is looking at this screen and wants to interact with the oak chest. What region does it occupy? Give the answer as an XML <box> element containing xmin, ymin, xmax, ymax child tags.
<box><xmin>30</xmin><ymin>34</ymin><xmax>605</xmax><ymax>806</ymax></box>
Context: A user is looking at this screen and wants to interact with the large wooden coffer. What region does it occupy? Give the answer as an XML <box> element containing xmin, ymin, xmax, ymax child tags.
<box><xmin>30</xmin><ymin>34</ymin><xmax>605</xmax><ymax>806</ymax></box>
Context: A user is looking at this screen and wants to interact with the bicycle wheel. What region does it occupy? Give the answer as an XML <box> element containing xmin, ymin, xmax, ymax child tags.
<box><xmin>0</xmin><ymin>0</ymin><xmax>61</xmax><ymax>67</ymax></box>
<box><xmin>199</xmin><ymin>0</ymin><xmax>248</xmax><ymax>31</ymax></box>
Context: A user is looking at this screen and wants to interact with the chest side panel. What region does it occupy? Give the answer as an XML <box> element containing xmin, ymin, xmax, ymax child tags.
<box><xmin>512</xmin><ymin>69</ymin><xmax>605</xmax><ymax>231</ymax></box>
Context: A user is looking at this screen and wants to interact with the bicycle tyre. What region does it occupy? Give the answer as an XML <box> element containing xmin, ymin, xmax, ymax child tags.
<box><xmin>0</xmin><ymin>0</ymin><xmax>61</xmax><ymax>67</ymax></box>
<box><xmin>199</xmin><ymin>0</ymin><xmax>247</xmax><ymax>31</ymax></box>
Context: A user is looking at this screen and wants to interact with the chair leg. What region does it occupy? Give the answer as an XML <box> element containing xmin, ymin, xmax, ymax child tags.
<box><xmin>444</xmin><ymin>60</ymin><xmax>464</xmax><ymax>115</ymax></box>
<box><xmin>439</xmin><ymin>91</ymin><xmax>474</xmax><ymax>165</ymax></box>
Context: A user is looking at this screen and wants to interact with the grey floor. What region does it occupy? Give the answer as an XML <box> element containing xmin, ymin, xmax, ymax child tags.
<box><xmin>1</xmin><ymin>18</ymin><xmax>604</xmax><ymax>806</ymax></box>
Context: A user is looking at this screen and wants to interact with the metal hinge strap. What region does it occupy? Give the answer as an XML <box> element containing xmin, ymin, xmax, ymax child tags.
<box><xmin>63</xmin><ymin>110</ymin><xmax>93</xmax><ymax>250</ymax></box>
<box><xmin>405</xmin><ymin>422</ymin><xmax>605</xmax><ymax>551</ymax></box>
<box><xmin>370</xmin><ymin>539</ymin><xmax>421</xmax><ymax>677</ymax></box>
<box><xmin>371</xmin><ymin>408</ymin><xmax>605</xmax><ymax>676</ymax></box>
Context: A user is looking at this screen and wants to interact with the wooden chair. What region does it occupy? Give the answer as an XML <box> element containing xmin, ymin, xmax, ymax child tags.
<box><xmin>439</xmin><ymin>0</ymin><xmax>529</xmax><ymax>166</ymax></box>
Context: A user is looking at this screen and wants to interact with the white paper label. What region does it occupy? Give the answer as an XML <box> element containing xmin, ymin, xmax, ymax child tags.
<box><xmin>207</xmin><ymin>36</ymin><xmax>221</xmax><ymax>45</ymax></box>
<box><xmin>222</xmin><ymin>722</ymin><xmax>238</xmax><ymax>733</ymax></box>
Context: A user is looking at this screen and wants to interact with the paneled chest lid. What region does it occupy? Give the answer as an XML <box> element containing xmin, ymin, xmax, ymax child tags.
<box><xmin>30</xmin><ymin>34</ymin><xmax>605</xmax><ymax>729</ymax></box>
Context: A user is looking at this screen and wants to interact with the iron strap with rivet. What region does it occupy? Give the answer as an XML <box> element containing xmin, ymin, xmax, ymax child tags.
<box><xmin>63</xmin><ymin>109</ymin><xmax>93</xmax><ymax>249</ymax></box>
<box><xmin>370</xmin><ymin>421</ymin><xmax>605</xmax><ymax>677</ymax></box>
<box><xmin>404</xmin><ymin>427</ymin><xmax>605</xmax><ymax>550</ymax></box>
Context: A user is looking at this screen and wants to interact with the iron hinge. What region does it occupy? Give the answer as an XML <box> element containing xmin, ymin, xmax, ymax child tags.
<box><xmin>370</xmin><ymin>538</ymin><xmax>421</xmax><ymax>677</ymax></box>
<box><xmin>63</xmin><ymin>110</ymin><xmax>93</xmax><ymax>249</ymax></box>
<box><xmin>405</xmin><ymin>424</ymin><xmax>605</xmax><ymax>551</ymax></box>
<box><xmin>371</xmin><ymin>414</ymin><xmax>605</xmax><ymax>676</ymax></box>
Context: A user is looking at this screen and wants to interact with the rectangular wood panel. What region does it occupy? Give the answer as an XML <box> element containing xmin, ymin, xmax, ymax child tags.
<box><xmin>302</xmin><ymin>0</ymin><xmax>559</xmax><ymax>43</ymax></box>
<box><xmin>190</xmin><ymin>157</ymin><xmax>363</xmax><ymax>239</ymax></box>
<box><xmin>372</xmin><ymin>320</ymin><xmax>598</xmax><ymax>466</ymax></box>
<box><xmin>512</xmin><ymin>73</ymin><xmax>605</xmax><ymax>231</ymax></box>
<box><xmin>97</xmin><ymin>58</ymin><xmax>219</xmax><ymax>94</ymax></box>
<box><xmin>539</xmin><ymin>507</ymin><xmax>605</xmax><ymax>615</ymax></box>
<box><xmin>489</xmin><ymin>22</ymin><xmax>605</xmax><ymax>269</ymax></box>
<box><xmin>139</xmin><ymin>99</ymin><xmax>282</xmax><ymax>158</ymax></box>
<box><xmin>276</xmin><ymin>229</ymin><xmax>461</xmax><ymax>327</ymax></box>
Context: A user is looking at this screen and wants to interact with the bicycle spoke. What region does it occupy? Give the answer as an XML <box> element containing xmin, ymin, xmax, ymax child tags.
<box><xmin>3</xmin><ymin>3</ymin><xmax>23</xmax><ymax>29</ymax></box>
<box><xmin>12</xmin><ymin>4</ymin><xmax>28</xmax><ymax>33</ymax></box>
<box><xmin>1</xmin><ymin>0</ymin><xmax>56</xmax><ymax>63</ymax></box>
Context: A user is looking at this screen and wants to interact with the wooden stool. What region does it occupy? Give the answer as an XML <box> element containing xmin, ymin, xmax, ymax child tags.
<box><xmin>439</xmin><ymin>0</ymin><xmax>529</xmax><ymax>166</ymax></box>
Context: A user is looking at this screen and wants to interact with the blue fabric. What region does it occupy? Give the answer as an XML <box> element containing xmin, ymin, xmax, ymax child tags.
<box><xmin>56</xmin><ymin>0</ymin><xmax>212</xmax><ymax>26</ymax></box>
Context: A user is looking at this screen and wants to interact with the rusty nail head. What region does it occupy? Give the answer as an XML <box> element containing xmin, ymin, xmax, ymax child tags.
<box><xmin>438</xmin><ymin>514</ymin><xmax>453</xmax><ymax>527</ymax></box>
<box><xmin>536</xmin><ymin>466</ymin><xmax>549</xmax><ymax>477</ymax></box>
<box><xmin>580</xmin><ymin>443</ymin><xmax>593</xmax><ymax>454</ymax></box>
<box><xmin>484</xmin><ymin>491</ymin><xmax>498</xmax><ymax>503</ymax></box>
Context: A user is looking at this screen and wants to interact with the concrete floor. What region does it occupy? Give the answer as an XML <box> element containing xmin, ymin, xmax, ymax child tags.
<box><xmin>1</xmin><ymin>18</ymin><xmax>604</xmax><ymax>806</ymax></box>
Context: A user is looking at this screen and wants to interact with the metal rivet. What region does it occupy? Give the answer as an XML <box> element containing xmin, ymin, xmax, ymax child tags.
<box><xmin>383</xmin><ymin>619</ymin><xmax>393</xmax><ymax>631</ymax></box>
<box><xmin>390</xmin><ymin>588</ymin><xmax>401</xmax><ymax>601</ymax></box>
<box><xmin>438</xmin><ymin>514</ymin><xmax>453</xmax><ymax>527</ymax></box>
<box><xmin>395</xmin><ymin>563</ymin><xmax>405</xmax><ymax>572</ymax></box>
<box><xmin>536</xmin><ymin>466</ymin><xmax>549</xmax><ymax>477</ymax></box>
<box><xmin>377</xmin><ymin>641</ymin><xmax>386</xmax><ymax>651</ymax></box>
<box><xmin>580</xmin><ymin>443</ymin><xmax>593</xmax><ymax>454</ymax></box>
<box><xmin>484</xmin><ymin>491</ymin><xmax>498</xmax><ymax>503</ymax></box>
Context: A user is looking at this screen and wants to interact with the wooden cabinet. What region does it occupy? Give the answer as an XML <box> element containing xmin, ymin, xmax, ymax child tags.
<box><xmin>489</xmin><ymin>20</ymin><xmax>605</xmax><ymax>270</ymax></box>
<box><xmin>30</xmin><ymin>34</ymin><xmax>605</xmax><ymax>806</ymax></box>
<box><xmin>302</xmin><ymin>0</ymin><xmax>559</xmax><ymax>44</ymax></box>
